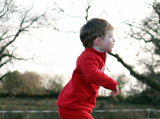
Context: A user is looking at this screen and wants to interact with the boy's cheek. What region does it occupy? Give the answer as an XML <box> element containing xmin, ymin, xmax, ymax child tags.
<box><xmin>106</xmin><ymin>42</ymin><xmax>112</xmax><ymax>48</ymax></box>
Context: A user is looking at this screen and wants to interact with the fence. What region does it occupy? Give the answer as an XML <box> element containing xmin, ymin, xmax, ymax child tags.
<box><xmin>0</xmin><ymin>108</ymin><xmax>160</xmax><ymax>119</ymax></box>
<box><xmin>93</xmin><ymin>109</ymin><xmax>160</xmax><ymax>119</ymax></box>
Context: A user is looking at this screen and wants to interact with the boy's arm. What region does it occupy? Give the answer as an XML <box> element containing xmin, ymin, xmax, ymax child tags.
<box><xmin>81</xmin><ymin>56</ymin><xmax>117</xmax><ymax>91</ymax></box>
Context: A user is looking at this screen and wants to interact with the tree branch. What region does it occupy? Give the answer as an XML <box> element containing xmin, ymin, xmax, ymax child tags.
<box><xmin>0</xmin><ymin>0</ymin><xmax>11</xmax><ymax>18</ymax></box>
<box><xmin>108</xmin><ymin>52</ymin><xmax>160</xmax><ymax>92</ymax></box>
<box><xmin>0</xmin><ymin>73</ymin><xmax>8</xmax><ymax>81</ymax></box>
<box><xmin>19</xmin><ymin>6</ymin><xmax>33</xmax><ymax>29</ymax></box>
<box><xmin>0</xmin><ymin>59</ymin><xmax>10</xmax><ymax>68</ymax></box>
<box><xmin>0</xmin><ymin>6</ymin><xmax>44</xmax><ymax>56</ymax></box>
<box><xmin>85</xmin><ymin>0</ymin><xmax>91</xmax><ymax>21</ymax></box>
<box><xmin>0</xmin><ymin>30</ymin><xmax>8</xmax><ymax>41</ymax></box>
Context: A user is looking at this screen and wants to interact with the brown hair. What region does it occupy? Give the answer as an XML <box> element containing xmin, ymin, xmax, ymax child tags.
<box><xmin>80</xmin><ymin>18</ymin><xmax>114</xmax><ymax>48</ymax></box>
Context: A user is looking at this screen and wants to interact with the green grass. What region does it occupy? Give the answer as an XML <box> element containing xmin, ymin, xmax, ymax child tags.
<box><xmin>0</xmin><ymin>98</ymin><xmax>58</xmax><ymax>111</ymax></box>
<box><xmin>0</xmin><ymin>97</ymin><xmax>159</xmax><ymax>119</ymax></box>
<box><xmin>0</xmin><ymin>112</ymin><xmax>60</xmax><ymax>119</ymax></box>
<box><xmin>0</xmin><ymin>97</ymin><xmax>59</xmax><ymax>119</ymax></box>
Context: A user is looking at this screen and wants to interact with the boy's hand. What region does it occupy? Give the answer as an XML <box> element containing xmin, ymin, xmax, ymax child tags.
<box><xmin>110</xmin><ymin>85</ymin><xmax>119</xmax><ymax>97</ymax></box>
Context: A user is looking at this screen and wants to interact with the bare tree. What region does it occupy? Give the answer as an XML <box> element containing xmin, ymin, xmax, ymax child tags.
<box><xmin>108</xmin><ymin>1</ymin><xmax>160</xmax><ymax>92</ymax></box>
<box><xmin>0</xmin><ymin>0</ymin><xmax>63</xmax><ymax>80</ymax></box>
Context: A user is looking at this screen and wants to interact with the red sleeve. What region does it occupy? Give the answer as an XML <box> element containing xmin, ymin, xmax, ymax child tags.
<box><xmin>81</xmin><ymin>55</ymin><xmax>117</xmax><ymax>90</ymax></box>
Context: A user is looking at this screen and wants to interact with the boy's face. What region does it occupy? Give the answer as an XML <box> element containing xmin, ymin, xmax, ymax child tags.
<box><xmin>100</xmin><ymin>30</ymin><xmax>115</xmax><ymax>52</ymax></box>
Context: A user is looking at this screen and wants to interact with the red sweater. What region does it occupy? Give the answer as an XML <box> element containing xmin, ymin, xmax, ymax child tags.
<box><xmin>56</xmin><ymin>48</ymin><xmax>117</xmax><ymax>113</ymax></box>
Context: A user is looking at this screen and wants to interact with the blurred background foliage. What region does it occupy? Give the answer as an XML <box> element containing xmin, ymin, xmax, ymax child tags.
<box><xmin>0</xmin><ymin>71</ymin><xmax>63</xmax><ymax>98</ymax></box>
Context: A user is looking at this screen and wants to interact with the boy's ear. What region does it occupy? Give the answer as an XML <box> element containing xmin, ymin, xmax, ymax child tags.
<box><xmin>94</xmin><ymin>37</ymin><xmax>101</xmax><ymax>46</ymax></box>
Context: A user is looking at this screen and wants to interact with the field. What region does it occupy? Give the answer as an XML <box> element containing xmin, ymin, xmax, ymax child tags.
<box><xmin>0</xmin><ymin>97</ymin><xmax>159</xmax><ymax>119</ymax></box>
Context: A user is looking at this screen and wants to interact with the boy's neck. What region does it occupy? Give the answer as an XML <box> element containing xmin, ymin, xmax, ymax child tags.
<box><xmin>92</xmin><ymin>47</ymin><xmax>105</xmax><ymax>52</ymax></box>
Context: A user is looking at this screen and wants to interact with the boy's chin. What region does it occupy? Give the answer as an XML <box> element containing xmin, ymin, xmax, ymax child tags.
<box><xmin>106</xmin><ymin>49</ymin><xmax>112</xmax><ymax>52</ymax></box>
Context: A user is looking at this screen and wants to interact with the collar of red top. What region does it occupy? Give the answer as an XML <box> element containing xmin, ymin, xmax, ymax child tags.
<box><xmin>85</xmin><ymin>47</ymin><xmax>106</xmax><ymax>62</ymax></box>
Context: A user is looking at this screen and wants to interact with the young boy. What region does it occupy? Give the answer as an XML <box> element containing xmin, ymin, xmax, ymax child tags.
<box><xmin>56</xmin><ymin>18</ymin><xmax>119</xmax><ymax>119</ymax></box>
